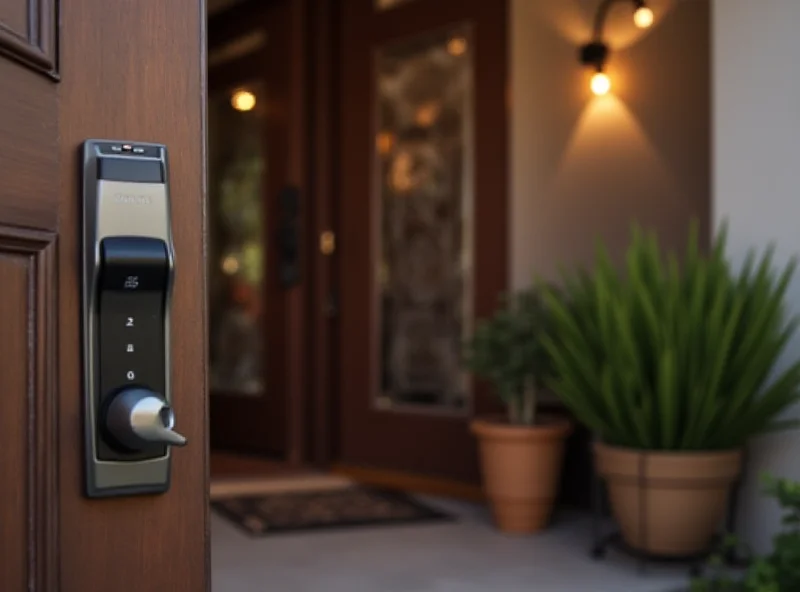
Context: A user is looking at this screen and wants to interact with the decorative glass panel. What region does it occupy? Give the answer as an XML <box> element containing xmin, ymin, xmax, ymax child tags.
<box><xmin>374</xmin><ymin>23</ymin><xmax>474</xmax><ymax>413</ymax></box>
<box><xmin>208</xmin><ymin>81</ymin><xmax>267</xmax><ymax>397</ymax></box>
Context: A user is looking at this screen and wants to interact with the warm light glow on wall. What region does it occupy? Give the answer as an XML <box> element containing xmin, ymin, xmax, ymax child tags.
<box><xmin>590</xmin><ymin>72</ymin><xmax>611</xmax><ymax>96</ymax></box>
<box><xmin>231</xmin><ymin>89</ymin><xmax>256</xmax><ymax>112</ymax></box>
<box><xmin>633</xmin><ymin>6</ymin><xmax>654</xmax><ymax>29</ymax></box>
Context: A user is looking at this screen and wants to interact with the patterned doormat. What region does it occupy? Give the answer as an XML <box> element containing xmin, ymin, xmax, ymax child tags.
<box><xmin>211</xmin><ymin>486</ymin><xmax>452</xmax><ymax>536</ymax></box>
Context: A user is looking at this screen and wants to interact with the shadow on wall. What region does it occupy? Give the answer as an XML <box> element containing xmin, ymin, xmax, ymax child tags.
<box><xmin>510</xmin><ymin>0</ymin><xmax>710</xmax><ymax>287</ymax></box>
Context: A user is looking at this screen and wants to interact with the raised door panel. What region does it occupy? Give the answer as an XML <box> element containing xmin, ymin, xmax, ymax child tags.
<box><xmin>0</xmin><ymin>0</ymin><xmax>58</xmax><ymax>75</ymax></box>
<box><xmin>0</xmin><ymin>227</ymin><xmax>58</xmax><ymax>591</ymax></box>
<box><xmin>0</xmin><ymin>0</ymin><xmax>60</xmax><ymax>587</ymax></box>
<box><xmin>0</xmin><ymin>0</ymin><xmax>59</xmax><ymax>232</ymax></box>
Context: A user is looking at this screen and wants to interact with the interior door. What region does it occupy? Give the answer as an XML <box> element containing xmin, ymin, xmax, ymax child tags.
<box><xmin>337</xmin><ymin>0</ymin><xmax>508</xmax><ymax>483</ymax></box>
<box><xmin>207</xmin><ymin>0</ymin><xmax>302</xmax><ymax>459</ymax></box>
<box><xmin>0</xmin><ymin>0</ymin><xmax>207</xmax><ymax>590</ymax></box>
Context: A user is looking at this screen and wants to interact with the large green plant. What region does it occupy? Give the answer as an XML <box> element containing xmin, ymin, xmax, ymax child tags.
<box><xmin>541</xmin><ymin>222</ymin><xmax>800</xmax><ymax>450</ymax></box>
<box><xmin>462</xmin><ymin>288</ymin><xmax>552</xmax><ymax>426</ymax></box>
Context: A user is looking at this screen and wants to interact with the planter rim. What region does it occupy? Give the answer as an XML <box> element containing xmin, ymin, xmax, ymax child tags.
<box><xmin>471</xmin><ymin>414</ymin><xmax>572</xmax><ymax>441</ymax></box>
<box><xmin>593</xmin><ymin>441</ymin><xmax>743</xmax><ymax>458</ymax></box>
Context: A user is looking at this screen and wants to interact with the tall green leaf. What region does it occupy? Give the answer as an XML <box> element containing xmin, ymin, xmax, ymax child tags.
<box><xmin>541</xmin><ymin>220</ymin><xmax>800</xmax><ymax>450</ymax></box>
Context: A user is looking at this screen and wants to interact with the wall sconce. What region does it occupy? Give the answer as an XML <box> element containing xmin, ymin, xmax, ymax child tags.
<box><xmin>578</xmin><ymin>0</ymin><xmax>653</xmax><ymax>96</ymax></box>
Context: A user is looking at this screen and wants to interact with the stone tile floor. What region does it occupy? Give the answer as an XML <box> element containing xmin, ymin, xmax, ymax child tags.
<box><xmin>211</xmin><ymin>496</ymin><xmax>691</xmax><ymax>592</ymax></box>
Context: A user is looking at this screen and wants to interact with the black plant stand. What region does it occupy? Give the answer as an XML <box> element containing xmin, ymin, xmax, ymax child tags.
<box><xmin>590</xmin><ymin>446</ymin><xmax>748</xmax><ymax>577</ymax></box>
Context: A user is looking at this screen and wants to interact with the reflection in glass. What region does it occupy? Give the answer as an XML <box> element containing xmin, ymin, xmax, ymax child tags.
<box><xmin>208</xmin><ymin>81</ymin><xmax>267</xmax><ymax>397</ymax></box>
<box><xmin>375</xmin><ymin>24</ymin><xmax>474</xmax><ymax>413</ymax></box>
<box><xmin>375</xmin><ymin>0</ymin><xmax>416</xmax><ymax>10</ymax></box>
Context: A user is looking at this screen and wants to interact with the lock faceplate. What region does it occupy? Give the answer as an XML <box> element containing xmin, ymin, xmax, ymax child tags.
<box><xmin>81</xmin><ymin>139</ymin><xmax>185</xmax><ymax>498</ymax></box>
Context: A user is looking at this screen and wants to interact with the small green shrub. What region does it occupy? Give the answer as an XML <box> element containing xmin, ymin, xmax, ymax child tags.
<box><xmin>692</xmin><ymin>474</ymin><xmax>800</xmax><ymax>591</ymax></box>
<box><xmin>462</xmin><ymin>288</ymin><xmax>553</xmax><ymax>425</ymax></box>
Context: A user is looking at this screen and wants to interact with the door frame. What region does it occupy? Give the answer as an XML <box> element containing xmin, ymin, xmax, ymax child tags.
<box><xmin>307</xmin><ymin>0</ymin><xmax>510</xmax><ymax>477</ymax></box>
<box><xmin>207</xmin><ymin>0</ymin><xmax>510</xmax><ymax>481</ymax></box>
<box><xmin>207</xmin><ymin>0</ymin><xmax>311</xmax><ymax>466</ymax></box>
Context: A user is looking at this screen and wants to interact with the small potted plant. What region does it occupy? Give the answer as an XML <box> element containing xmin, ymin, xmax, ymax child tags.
<box><xmin>541</xmin><ymin>221</ymin><xmax>800</xmax><ymax>556</ymax></box>
<box><xmin>463</xmin><ymin>288</ymin><xmax>572</xmax><ymax>534</ymax></box>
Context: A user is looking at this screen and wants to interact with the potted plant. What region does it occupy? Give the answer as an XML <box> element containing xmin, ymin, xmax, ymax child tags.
<box><xmin>463</xmin><ymin>288</ymin><xmax>572</xmax><ymax>534</ymax></box>
<box><xmin>541</xmin><ymin>222</ymin><xmax>800</xmax><ymax>556</ymax></box>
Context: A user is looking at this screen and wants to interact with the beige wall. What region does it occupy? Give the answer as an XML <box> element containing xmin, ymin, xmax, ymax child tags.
<box><xmin>509</xmin><ymin>0</ymin><xmax>710</xmax><ymax>289</ymax></box>
<box><xmin>713</xmin><ymin>0</ymin><xmax>800</xmax><ymax>554</ymax></box>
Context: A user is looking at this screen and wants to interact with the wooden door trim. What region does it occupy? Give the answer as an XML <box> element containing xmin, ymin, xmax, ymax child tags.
<box><xmin>327</xmin><ymin>0</ymin><xmax>509</xmax><ymax>482</ymax></box>
<box><xmin>285</xmin><ymin>0</ymin><xmax>310</xmax><ymax>466</ymax></box>
<box><xmin>307</xmin><ymin>0</ymin><xmax>337</xmax><ymax>466</ymax></box>
<box><xmin>0</xmin><ymin>225</ymin><xmax>59</xmax><ymax>590</ymax></box>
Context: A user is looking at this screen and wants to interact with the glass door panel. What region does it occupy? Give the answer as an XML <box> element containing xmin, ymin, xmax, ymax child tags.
<box><xmin>208</xmin><ymin>80</ymin><xmax>268</xmax><ymax>398</ymax></box>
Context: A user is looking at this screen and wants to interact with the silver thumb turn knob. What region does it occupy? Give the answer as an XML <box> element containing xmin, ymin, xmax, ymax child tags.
<box><xmin>104</xmin><ymin>387</ymin><xmax>187</xmax><ymax>450</ymax></box>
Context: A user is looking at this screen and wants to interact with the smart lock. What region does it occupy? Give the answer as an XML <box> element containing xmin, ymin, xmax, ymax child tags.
<box><xmin>81</xmin><ymin>140</ymin><xmax>186</xmax><ymax>498</ymax></box>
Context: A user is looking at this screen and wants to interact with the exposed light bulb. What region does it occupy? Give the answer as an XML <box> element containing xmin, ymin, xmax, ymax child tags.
<box><xmin>590</xmin><ymin>72</ymin><xmax>611</xmax><ymax>96</ymax></box>
<box><xmin>633</xmin><ymin>6</ymin><xmax>654</xmax><ymax>29</ymax></box>
<box><xmin>231</xmin><ymin>90</ymin><xmax>256</xmax><ymax>112</ymax></box>
<box><xmin>446</xmin><ymin>37</ymin><xmax>467</xmax><ymax>57</ymax></box>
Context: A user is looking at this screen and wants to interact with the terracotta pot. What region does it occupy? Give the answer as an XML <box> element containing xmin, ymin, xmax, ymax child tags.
<box><xmin>593</xmin><ymin>442</ymin><xmax>743</xmax><ymax>557</ymax></box>
<box><xmin>471</xmin><ymin>415</ymin><xmax>572</xmax><ymax>534</ymax></box>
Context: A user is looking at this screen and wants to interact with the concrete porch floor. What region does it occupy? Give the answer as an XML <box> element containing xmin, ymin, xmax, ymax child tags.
<box><xmin>211</xmin><ymin>496</ymin><xmax>691</xmax><ymax>591</ymax></box>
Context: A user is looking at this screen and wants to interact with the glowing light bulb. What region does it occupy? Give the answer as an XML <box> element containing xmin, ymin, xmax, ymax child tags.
<box><xmin>446</xmin><ymin>37</ymin><xmax>467</xmax><ymax>57</ymax></box>
<box><xmin>633</xmin><ymin>6</ymin><xmax>654</xmax><ymax>29</ymax></box>
<box><xmin>231</xmin><ymin>90</ymin><xmax>256</xmax><ymax>112</ymax></box>
<box><xmin>590</xmin><ymin>72</ymin><xmax>611</xmax><ymax>96</ymax></box>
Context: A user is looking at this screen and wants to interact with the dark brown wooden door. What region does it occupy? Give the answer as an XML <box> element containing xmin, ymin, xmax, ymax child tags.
<box><xmin>0</xmin><ymin>0</ymin><xmax>207</xmax><ymax>590</ymax></box>
<box><xmin>207</xmin><ymin>0</ymin><xmax>305</xmax><ymax>459</ymax></box>
<box><xmin>336</xmin><ymin>0</ymin><xmax>508</xmax><ymax>483</ymax></box>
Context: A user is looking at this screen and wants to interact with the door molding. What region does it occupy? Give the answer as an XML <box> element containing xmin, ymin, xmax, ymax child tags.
<box><xmin>0</xmin><ymin>225</ymin><xmax>58</xmax><ymax>591</ymax></box>
<box><xmin>307</xmin><ymin>0</ymin><xmax>337</xmax><ymax>466</ymax></box>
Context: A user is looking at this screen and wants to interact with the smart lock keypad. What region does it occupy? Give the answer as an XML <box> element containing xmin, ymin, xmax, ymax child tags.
<box><xmin>97</xmin><ymin>236</ymin><xmax>169</xmax><ymax>461</ymax></box>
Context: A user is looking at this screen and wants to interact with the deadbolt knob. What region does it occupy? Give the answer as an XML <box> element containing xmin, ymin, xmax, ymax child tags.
<box><xmin>103</xmin><ymin>387</ymin><xmax>187</xmax><ymax>451</ymax></box>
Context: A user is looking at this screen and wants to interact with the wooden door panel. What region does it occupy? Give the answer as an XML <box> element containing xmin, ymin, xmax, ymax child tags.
<box><xmin>0</xmin><ymin>0</ymin><xmax>207</xmax><ymax>589</ymax></box>
<box><xmin>0</xmin><ymin>1</ymin><xmax>61</xmax><ymax>589</ymax></box>
<box><xmin>0</xmin><ymin>228</ymin><xmax>58</xmax><ymax>591</ymax></box>
<box><xmin>337</xmin><ymin>0</ymin><xmax>508</xmax><ymax>484</ymax></box>
<box><xmin>0</xmin><ymin>57</ymin><xmax>57</xmax><ymax>230</ymax></box>
<box><xmin>57</xmin><ymin>1</ymin><xmax>207</xmax><ymax>590</ymax></box>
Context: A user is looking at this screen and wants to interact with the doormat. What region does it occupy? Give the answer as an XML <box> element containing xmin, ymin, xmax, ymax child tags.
<box><xmin>211</xmin><ymin>486</ymin><xmax>452</xmax><ymax>536</ymax></box>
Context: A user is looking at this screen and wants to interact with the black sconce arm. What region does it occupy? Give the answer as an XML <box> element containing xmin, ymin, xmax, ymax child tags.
<box><xmin>580</xmin><ymin>0</ymin><xmax>648</xmax><ymax>71</ymax></box>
